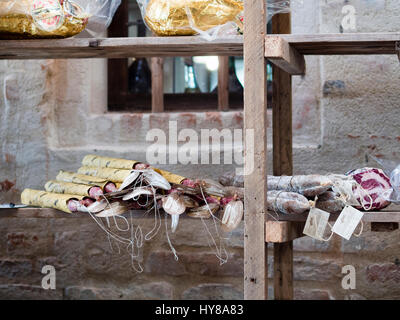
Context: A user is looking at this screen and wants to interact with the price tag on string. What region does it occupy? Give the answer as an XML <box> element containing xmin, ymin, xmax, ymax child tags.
<box><xmin>332</xmin><ymin>180</ymin><xmax>359</xmax><ymax>207</ymax></box>
<box><xmin>303</xmin><ymin>207</ymin><xmax>331</xmax><ymax>241</ymax></box>
<box><xmin>331</xmin><ymin>206</ymin><xmax>364</xmax><ymax>240</ymax></box>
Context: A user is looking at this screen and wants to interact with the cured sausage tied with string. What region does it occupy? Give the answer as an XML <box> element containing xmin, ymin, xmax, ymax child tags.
<box><xmin>20</xmin><ymin>155</ymin><xmax>245</xmax><ymax>233</ymax></box>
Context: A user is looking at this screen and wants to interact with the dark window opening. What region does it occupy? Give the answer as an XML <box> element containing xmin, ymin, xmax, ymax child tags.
<box><xmin>107</xmin><ymin>0</ymin><xmax>272</xmax><ymax>112</ymax></box>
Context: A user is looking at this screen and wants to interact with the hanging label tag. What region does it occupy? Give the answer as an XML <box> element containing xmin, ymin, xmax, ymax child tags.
<box><xmin>332</xmin><ymin>180</ymin><xmax>359</xmax><ymax>206</ymax></box>
<box><xmin>332</xmin><ymin>205</ymin><xmax>364</xmax><ymax>240</ymax></box>
<box><xmin>303</xmin><ymin>207</ymin><xmax>330</xmax><ymax>241</ymax></box>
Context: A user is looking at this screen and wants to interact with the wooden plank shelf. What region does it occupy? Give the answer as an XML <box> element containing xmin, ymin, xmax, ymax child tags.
<box><xmin>0</xmin><ymin>36</ymin><xmax>243</xmax><ymax>60</ymax></box>
<box><xmin>271</xmin><ymin>210</ymin><xmax>400</xmax><ymax>223</ymax></box>
<box><xmin>266</xmin><ymin>33</ymin><xmax>400</xmax><ymax>55</ymax></box>
<box><xmin>265</xmin><ymin>33</ymin><xmax>400</xmax><ymax>75</ymax></box>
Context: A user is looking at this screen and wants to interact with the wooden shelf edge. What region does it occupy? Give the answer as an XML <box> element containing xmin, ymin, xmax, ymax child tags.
<box><xmin>0</xmin><ymin>36</ymin><xmax>244</xmax><ymax>60</ymax></box>
<box><xmin>265</xmin><ymin>36</ymin><xmax>305</xmax><ymax>75</ymax></box>
<box><xmin>265</xmin><ymin>221</ymin><xmax>305</xmax><ymax>243</ymax></box>
<box><xmin>273</xmin><ymin>210</ymin><xmax>400</xmax><ymax>223</ymax></box>
<box><xmin>266</xmin><ymin>33</ymin><xmax>400</xmax><ymax>56</ymax></box>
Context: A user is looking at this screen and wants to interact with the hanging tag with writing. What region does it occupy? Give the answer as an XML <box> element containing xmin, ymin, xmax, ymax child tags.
<box><xmin>331</xmin><ymin>205</ymin><xmax>364</xmax><ymax>240</ymax></box>
<box><xmin>303</xmin><ymin>207</ymin><xmax>330</xmax><ymax>241</ymax></box>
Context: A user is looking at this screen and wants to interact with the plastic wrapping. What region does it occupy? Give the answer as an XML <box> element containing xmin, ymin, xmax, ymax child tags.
<box><xmin>137</xmin><ymin>0</ymin><xmax>303</xmax><ymax>40</ymax></box>
<box><xmin>0</xmin><ymin>0</ymin><xmax>121</xmax><ymax>39</ymax></box>
<box><xmin>371</xmin><ymin>157</ymin><xmax>400</xmax><ymax>204</ymax></box>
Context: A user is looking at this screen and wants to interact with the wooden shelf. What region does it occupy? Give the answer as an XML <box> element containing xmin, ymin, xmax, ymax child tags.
<box><xmin>265</xmin><ymin>33</ymin><xmax>400</xmax><ymax>75</ymax></box>
<box><xmin>272</xmin><ymin>210</ymin><xmax>400</xmax><ymax>223</ymax></box>
<box><xmin>0</xmin><ymin>36</ymin><xmax>243</xmax><ymax>60</ymax></box>
<box><xmin>267</xmin><ymin>33</ymin><xmax>400</xmax><ymax>55</ymax></box>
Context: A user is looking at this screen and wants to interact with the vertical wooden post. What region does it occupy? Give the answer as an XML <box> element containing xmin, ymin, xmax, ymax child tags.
<box><xmin>271</xmin><ymin>13</ymin><xmax>294</xmax><ymax>300</ymax></box>
<box><xmin>218</xmin><ymin>56</ymin><xmax>229</xmax><ymax>111</ymax></box>
<box><xmin>107</xmin><ymin>0</ymin><xmax>128</xmax><ymax>109</ymax></box>
<box><xmin>151</xmin><ymin>57</ymin><xmax>164</xmax><ymax>113</ymax></box>
<box><xmin>244</xmin><ymin>0</ymin><xmax>268</xmax><ymax>300</ymax></box>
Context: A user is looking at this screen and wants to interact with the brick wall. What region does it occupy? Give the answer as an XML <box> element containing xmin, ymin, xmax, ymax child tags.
<box><xmin>1</xmin><ymin>0</ymin><xmax>400</xmax><ymax>300</ymax></box>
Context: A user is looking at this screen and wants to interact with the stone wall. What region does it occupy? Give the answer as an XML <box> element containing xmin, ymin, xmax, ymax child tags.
<box><xmin>1</xmin><ymin>0</ymin><xmax>400</xmax><ymax>300</ymax></box>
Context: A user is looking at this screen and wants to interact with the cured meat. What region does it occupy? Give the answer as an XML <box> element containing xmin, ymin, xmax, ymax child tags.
<box><xmin>21</xmin><ymin>189</ymin><xmax>85</xmax><ymax>213</ymax></box>
<box><xmin>219</xmin><ymin>172</ymin><xmax>244</xmax><ymax>188</ymax></box>
<box><xmin>219</xmin><ymin>172</ymin><xmax>333</xmax><ymax>197</ymax></box>
<box><xmin>316</xmin><ymin>191</ymin><xmax>345</xmax><ymax>214</ymax></box>
<box><xmin>267</xmin><ymin>191</ymin><xmax>310</xmax><ymax>215</ymax></box>
<box><xmin>348</xmin><ymin>167</ymin><xmax>392</xmax><ymax>210</ymax></box>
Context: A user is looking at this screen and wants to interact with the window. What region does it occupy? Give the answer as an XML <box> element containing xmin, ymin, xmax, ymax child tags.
<box><xmin>107</xmin><ymin>0</ymin><xmax>272</xmax><ymax>112</ymax></box>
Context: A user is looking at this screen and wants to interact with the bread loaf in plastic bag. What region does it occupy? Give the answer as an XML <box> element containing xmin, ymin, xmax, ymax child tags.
<box><xmin>0</xmin><ymin>0</ymin><xmax>121</xmax><ymax>39</ymax></box>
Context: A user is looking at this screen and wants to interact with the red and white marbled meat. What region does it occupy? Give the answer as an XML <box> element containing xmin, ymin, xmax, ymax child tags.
<box><xmin>348</xmin><ymin>167</ymin><xmax>392</xmax><ymax>210</ymax></box>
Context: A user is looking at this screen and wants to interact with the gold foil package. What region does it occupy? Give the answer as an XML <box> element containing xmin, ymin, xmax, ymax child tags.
<box><xmin>0</xmin><ymin>0</ymin><xmax>121</xmax><ymax>39</ymax></box>
<box><xmin>142</xmin><ymin>0</ymin><xmax>244</xmax><ymax>36</ymax></box>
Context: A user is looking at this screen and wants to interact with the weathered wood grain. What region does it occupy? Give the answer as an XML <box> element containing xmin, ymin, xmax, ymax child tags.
<box><xmin>371</xmin><ymin>222</ymin><xmax>399</xmax><ymax>232</ymax></box>
<box><xmin>265</xmin><ymin>36</ymin><xmax>305</xmax><ymax>75</ymax></box>
<box><xmin>0</xmin><ymin>37</ymin><xmax>244</xmax><ymax>59</ymax></box>
<box><xmin>0</xmin><ymin>33</ymin><xmax>398</xmax><ymax>60</ymax></box>
<box><xmin>271</xmin><ymin>12</ymin><xmax>296</xmax><ymax>301</ymax></box>
<box><xmin>266</xmin><ymin>33</ymin><xmax>400</xmax><ymax>55</ymax></box>
<box><xmin>275</xmin><ymin>210</ymin><xmax>400</xmax><ymax>223</ymax></box>
<box><xmin>265</xmin><ymin>221</ymin><xmax>305</xmax><ymax>243</ymax></box>
<box><xmin>218</xmin><ymin>56</ymin><xmax>229</xmax><ymax>111</ymax></box>
<box><xmin>243</xmin><ymin>0</ymin><xmax>268</xmax><ymax>300</ymax></box>
<box><xmin>274</xmin><ymin>240</ymin><xmax>293</xmax><ymax>300</ymax></box>
<box><xmin>151</xmin><ymin>57</ymin><xmax>164</xmax><ymax>113</ymax></box>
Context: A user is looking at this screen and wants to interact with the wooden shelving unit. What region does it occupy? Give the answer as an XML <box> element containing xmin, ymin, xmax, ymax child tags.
<box><xmin>1</xmin><ymin>0</ymin><xmax>400</xmax><ymax>301</ymax></box>
<box><xmin>243</xmin><ymin>3</ymin><xmax>400</xmax><ymax>301</ymax></box>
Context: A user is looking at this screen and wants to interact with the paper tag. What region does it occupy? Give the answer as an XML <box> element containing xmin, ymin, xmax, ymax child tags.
<box><xmin>332</xmin><ymin>206</ymin><xmax>364</xmax><ymax>240</ymax></box>
<box><xmin>303</xmin><ymin>207</ymin><xmax>330</xmax><ymax>241</ymax></box>
<box><xmin>332</xmin><ymin>180</ymin><xmax>359</xmax><ymax>206</ymax></box>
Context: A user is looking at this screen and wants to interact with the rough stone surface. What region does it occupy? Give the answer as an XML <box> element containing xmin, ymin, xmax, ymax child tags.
<box><xmin>293</xmin><ymin>256</ymin><xmax>342</xmax><ymax>282</ymax></box>
<box><xmin>181</xmin><ymin>284</ymin><xmax>243</xmax><ymax>300</ymax></box>
<box><xmin>0</xmin><ymin>284</ymin><xmax>62</xmax><ymax>300</ymax></box>
<box><xmin>294</xmin><ymin>288</ymin><xmax>333</xmax><ymax>300</ymax></box>
<box><xmin>65</xmin><ymin>282</ymin><xmax>173</xmax><ymax>300</ymax></box>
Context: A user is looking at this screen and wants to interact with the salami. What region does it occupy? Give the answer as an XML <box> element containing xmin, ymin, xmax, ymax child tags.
<box><xmin>219</xmin><ymin>172</ymin><xmax>333</xmax><ymax>197</ymax></box>
<box><xmin>267</xmin><ymin>191</ymin><xmax>310</xmax><ymax>215</ymax></box>
<box><xmin>316</xmin><ymin>191</ymin><xmax>345</xmax><ymax>214</ymax></box>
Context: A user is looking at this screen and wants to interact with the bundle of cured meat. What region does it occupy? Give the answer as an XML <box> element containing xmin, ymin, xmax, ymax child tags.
<box><xmin>45</xmin><ymin>180</ymin><xmax>103</xmax><ymax>200</ymax></box>
<box><xmin>219</xmin><ymin>172</ymin><xmax>333</xmax><ymax>197</ymax></box>
<box><xmin>21</xmin><ymin>189</ymin><xmax>91</xmax><ymax>213</ymax></box>
<box><xmin>56</xmin><ymin>170</ymin><xmax>118</xmax><ymax>193</ymax></box>
<box><xmin>347</xmin><ymin>167</ymin><xmax>392</xmax><ymax>211</ymax></box>
<box><xmin>267</xmin><ymin>191</ymin><xmax>310</xmax><ymax>215</ymax></box>
<box><xmin>20</xmin><ymin>155</ymin><xmax>248</xmax><ymax>233</ymax></box>
<box><xmin>315</xmin><ymin>191</ymin><xmax>345</xmax><ymax>214</ymax></box>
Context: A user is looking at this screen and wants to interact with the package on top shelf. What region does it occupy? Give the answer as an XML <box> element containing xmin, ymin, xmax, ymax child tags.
<box><xmin>0</xmin><ymin>0</ymin><xmax>121</xmax><ymax>39</ymax></box>
<box><xmin>137</xmin><ymin>0</ymin><xmax>304</xmax><ymax>40</ymax></box>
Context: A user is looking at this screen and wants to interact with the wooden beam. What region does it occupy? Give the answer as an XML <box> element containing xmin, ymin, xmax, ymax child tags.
<box><xmin>267</xmin><ymin>33</ymin><xmax>400</xmax><ymax>55</ymax></box>
<box><xmin>271</xmin><ymin>13</ymin><xmax>296</xmax><ymax>301</ymax></box>
<box><xmin>371</xmin><ymin>222</ymin><xmax>399</xmax><ymax>232</ymax></box>
<box><xmin>274</xmin><ymin>210</ymin><xmax>400</xmax><ymax>223</ymax></box>
<box><xmin>218</xmin><ymin>56</ymin><xmax>229</xmax><ymax>111</ymax></box>
<box><xmin>0</xmin><ymin>36</ymin><xmax>244</xmax><ymax>60</ymax></box>
<box><xmin>265</xmin><ymin>36</ymin><xmax>305</xmax><ymax>75</ymax></box>
<box><xmin>1</xmin><ymin>33</ymin><xmax>399</xmax><ymax>60</ymax></box>
<box><xmin>266</xmin><ymin>221</ymin><xmax>305</xmax><ymax>243</ymax></box>
<box><xmin>243</xmin><ymin>0</ymin><xmax>268</xmax><ymax>300</ymax></box>
<box><xmin>274</xmin><ymin>240</ymin><xmax>293</xmax><ymax>300</ymax></box>
<box><xmin>107</xmin><ymin>0</ymin><xmax>128</xmax><ymax>109</ymax></box>
<box><xmin>151</xmin><ymin>57</ymin><xmax>164</xmax><ymax>113</ymax></box>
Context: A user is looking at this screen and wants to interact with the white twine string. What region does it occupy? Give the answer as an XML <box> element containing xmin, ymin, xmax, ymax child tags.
<box><xmin>199</xmin><ymin>186</ymin><xmax>228</xmax><ymax>265</ymax></box>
